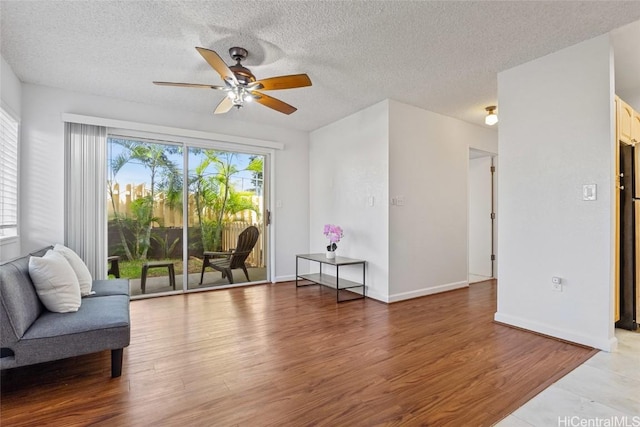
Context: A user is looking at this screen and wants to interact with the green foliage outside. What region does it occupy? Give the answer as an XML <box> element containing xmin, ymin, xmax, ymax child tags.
<box><xmin>190</xmin><ymin>151</ymin><xmax>262</xmax><ymax>252</ymax></box>
<box><xmin>109</xmin><ymin>258</ymin><xmax>204</xmax><ymax>279</ymax></box>
<box><xmin>108</xmin><ymin>138</ymin><xmax>181</xmax><ymax>261</ymax></box>
<box><xmin>108</xmin><ymin>138</ymin><xmax>263</xmax><ymax>262</ymax></box>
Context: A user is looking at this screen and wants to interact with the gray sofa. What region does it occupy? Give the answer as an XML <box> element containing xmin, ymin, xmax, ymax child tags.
<box><xmin>0</xmin><ymin>247</ymin><xmax>130</xmax><ymax>377</ymax></box>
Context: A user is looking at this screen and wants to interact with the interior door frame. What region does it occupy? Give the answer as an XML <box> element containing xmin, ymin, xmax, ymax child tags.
<box><xmin>467</xmin><ymin>148</ymin><xmax>498</xmax><ymax>284</ymax></box>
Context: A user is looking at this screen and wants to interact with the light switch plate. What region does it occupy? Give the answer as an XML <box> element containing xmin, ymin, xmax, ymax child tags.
<box><xmin>583</xmin><ymin>184</ymin><xmax>597</xmax><ymax>201</ymax></box>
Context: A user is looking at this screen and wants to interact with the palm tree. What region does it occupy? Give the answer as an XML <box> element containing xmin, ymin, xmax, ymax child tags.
<box><xmin>247</xmin><ymin>155</ymin><xmax>264</xmax><ymax>196</ymax></box>
<box><xmin>121</xmin><ymin>196</ymin><xmax>159</xmax><ymax>258</ymax></box>
<box><xmin>190</xmin><ymin>150</ymin><xmax>260</xmax><ymax>251</ymax></box>
<box><xmin>113</xmin><ymin>139</ymin><xmax>180</xmax><ymax>259</ymax></box>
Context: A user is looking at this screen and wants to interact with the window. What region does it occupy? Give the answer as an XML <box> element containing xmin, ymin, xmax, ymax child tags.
<box><xmin>0</xmin><ymin>106</ymin><xmax>19</xmax><ymax>239</ymax></box>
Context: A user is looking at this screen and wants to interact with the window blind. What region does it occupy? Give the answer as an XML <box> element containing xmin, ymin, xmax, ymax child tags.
<box><xmin>0</xmin><ymin>107</ymin><xmax>19</xmax><ymax>238</ymax></box>
<box><xmin>64</xmin><ymin>122</ymin><xmax>107</xmax><ymax>279</ymax></box>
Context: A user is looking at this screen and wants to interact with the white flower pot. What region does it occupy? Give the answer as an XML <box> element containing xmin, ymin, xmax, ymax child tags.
<box><xmin>326</xmin><ymin>250</ymin><xmax>336</xmax><ymax>260</ymax></box>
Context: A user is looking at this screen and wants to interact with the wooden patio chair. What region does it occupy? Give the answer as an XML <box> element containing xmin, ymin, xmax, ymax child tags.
<box><xmin>199</xmin><ymin>226</ymin><xmax>260</xmax><ymax>285</ymax></box>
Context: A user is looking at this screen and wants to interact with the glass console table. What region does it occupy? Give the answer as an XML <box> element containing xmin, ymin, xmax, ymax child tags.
<box><xmin>295</xmin><ymin>253</ymin><xmax>366</xmax><ymax>303</ymax></box>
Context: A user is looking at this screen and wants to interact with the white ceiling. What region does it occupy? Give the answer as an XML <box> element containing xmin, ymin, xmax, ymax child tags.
<box><xmin>1</xmin><ymin>1</ymin><xmax>640</xmax><ymax>132</ymax></box>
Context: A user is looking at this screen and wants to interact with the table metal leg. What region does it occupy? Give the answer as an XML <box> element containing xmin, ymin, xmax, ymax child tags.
<box><xmin>336</xmin><ymin>265</ymin><xmax>340</xmax><ymax>303</ymax></box>
<box><xmin>363</xmin><ymin>262</ymin><xmax>366</xmax><ymax>298</ymax></box>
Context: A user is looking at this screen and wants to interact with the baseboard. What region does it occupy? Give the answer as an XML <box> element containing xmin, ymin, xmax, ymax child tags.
<box><xmin>274</xmin><ymin>276</ymin><xmax>389</xmax><ymax>303</ymax></box>
<box><xmin>387</xmin><ymin>281</ymin><xmax>468</xmax><ymax>303</ymax></box>
<box><xmin>272</xmin><ymin>278</ymin><xmax>467</xmax><ymax>305</ymax></box>
<box><xmin>494</xmin><ymin>312</ymin><xmax>618</xmax><ymax>352</ymax></box>
<box><xmin>363</xmin><ymin>288</ymin><xmax>389</xmax><ymax>303</ymax></box>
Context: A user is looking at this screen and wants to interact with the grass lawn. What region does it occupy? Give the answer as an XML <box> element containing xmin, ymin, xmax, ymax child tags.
<box><xmin>112</xmin><ymin>257</ymin><xmax>205</xmax><ymax>279</ymax></box>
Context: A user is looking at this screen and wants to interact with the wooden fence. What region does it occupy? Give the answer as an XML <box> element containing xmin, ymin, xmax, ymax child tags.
<box><xmin>108</xmin><ymin>182</ymin><xmax>261</xmax><ymax>228</ymax></box>
<box><xmin>107</xmin><ymin>182</ymin><xmax>265</xmax><ymax>267</ymax></box>
<box><xmin>221</xmin><ymin>222</ymin><xmax>265</xmax><ymax>267</ymax></box>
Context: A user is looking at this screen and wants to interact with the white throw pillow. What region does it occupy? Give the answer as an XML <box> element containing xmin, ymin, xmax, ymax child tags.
<box><xmin>29</xmin><ymin>250</ymin><xmax>81</xmax><ymax>313</ymax></box>
<box><xmin>53</xmin><ymin>244</ymin><xmax>93</xmax><ymax>296</ymax></box>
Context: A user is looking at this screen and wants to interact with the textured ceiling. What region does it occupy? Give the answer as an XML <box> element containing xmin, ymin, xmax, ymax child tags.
<box><xmin>2</xmin><ymin>1</ymin><xmax>640</xmax><ymax>132</ymax></box>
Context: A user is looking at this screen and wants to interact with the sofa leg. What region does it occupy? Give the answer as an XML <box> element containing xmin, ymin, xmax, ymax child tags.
<box><xmin>111</xmin><ymin>348</ymin><xmax>123</xmax><ymax>378</ymax></box>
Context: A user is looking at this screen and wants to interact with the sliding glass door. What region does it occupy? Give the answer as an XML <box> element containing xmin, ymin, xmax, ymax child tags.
<box><xmin>186</xmin><ymin>148</ymin><xmax>266</xmax><ymax>290</ymax></box>
<box><xmin>107</xmin><ymin>136</ymin><xmax>267</xmax><ymax>297</ymax></box>
<box><xmin>107</xmin><ymin>137</ymin><xmax>184</xmax><ymax>296</ymax></box>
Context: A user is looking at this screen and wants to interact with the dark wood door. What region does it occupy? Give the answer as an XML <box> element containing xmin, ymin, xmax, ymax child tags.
<box><xmin>616</xmin><ymin>142</ymin><xmax>637</xmax><ymax>330</ymax></box>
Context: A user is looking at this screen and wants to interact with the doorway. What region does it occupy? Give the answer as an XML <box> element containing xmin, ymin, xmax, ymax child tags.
<box><xmin>468</xmin><ymin>148</ymin><xmax>496</xmax><ymax>284</ymax></box>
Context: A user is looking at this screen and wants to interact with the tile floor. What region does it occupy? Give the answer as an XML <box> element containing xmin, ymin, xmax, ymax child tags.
<box><xmin>496</xmin><ymin>329</ymin><xmax>640</xmax><ymax>426</ymax></box>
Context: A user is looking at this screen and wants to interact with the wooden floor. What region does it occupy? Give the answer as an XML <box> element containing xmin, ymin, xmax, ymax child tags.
<box><xmin>1</xmin><ymin>280</ymin><xmax>596</xmax><ymax>426</ymax></box>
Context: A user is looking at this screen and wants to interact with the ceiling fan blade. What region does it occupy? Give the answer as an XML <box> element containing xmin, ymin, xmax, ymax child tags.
<box><xmin>252</xmin><ymin>74</ymin><xmax>312</xmax><ymax>91</ymax></box>
<box><xmin>195</xmin><ymin>47</ymin><xmax>238</xmax><ymax>86</ymax></box>
<box><xmin>214</xmin><ymin>96</ymin><xmax>234</xmax><ymax>114</ymax></box>
<box><xmin>153</xmin><ymin>81</ymin><xmax>226</xmax><ymax>90</ymax></box>
<box><xmin>251</xmin><ymin>91</ymin><xmax>297</xmax><ymax>115</ymax></box>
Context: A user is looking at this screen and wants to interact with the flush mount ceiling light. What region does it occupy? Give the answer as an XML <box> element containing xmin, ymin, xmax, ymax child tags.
<box><xmin>485</xmin><ymin>106</ymin><xmax>498</xmax><ymax>126</ymax></box>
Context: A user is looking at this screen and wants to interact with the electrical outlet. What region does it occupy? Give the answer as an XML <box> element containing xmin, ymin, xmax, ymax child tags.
<box><xmin>552</xmin><ymin>282</ymin><xmax>563</xmax><ymax>292</ymax></box>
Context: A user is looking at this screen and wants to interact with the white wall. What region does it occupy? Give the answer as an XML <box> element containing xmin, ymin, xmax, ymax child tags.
<box><xmin>388</xmin><ymin>100</ymin><xmax>497</xmax><ymax>301</ymax></box>
<box><xmin>496</xmin><ymin>35</ymin><xmax>616</xmax><ymax>350</ymax></box>
<box><xmin>309</xmin><ymin>100</ymin><xmax>390</xmax><ymax>301</ymax></box>
<box><xmin>0</xmin><ymin>55</ymin><xmax>22</xmax><ymax>260</ymax></box>
<box><xmin>19</xmin><ymin>83</ymin><xmax>309</xmax><ymax>280</ymax></box>
<box><xmin>469</xmin><ymin>155</ymin><xmax>494</xmax><ymax>278</ymax></box>
<box><xmin>1</xmin><ymin>57</ymin><xmax>21</xmax><ymax>115</ymax></box>
<box><xmin>308</xmin><ymin>99</ymin><xmax>498</xmax><ymax>303</ymax></box>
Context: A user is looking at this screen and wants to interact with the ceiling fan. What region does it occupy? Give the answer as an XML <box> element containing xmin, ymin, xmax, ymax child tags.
<box><xmin>153</xmin><ymin>46</ymin><xmax>312</xmax><ymax>115</ymax></box>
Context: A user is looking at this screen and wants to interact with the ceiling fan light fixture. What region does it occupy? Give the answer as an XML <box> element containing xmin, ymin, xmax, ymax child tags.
<box><xmin>153</xmin><ymin>46</ymin><xmax>311</xmax><ymax>115</ymax></box>
<box><xmin>485</xmin><ymin>106</ymin><xmax>498</xmax><ymax>126</ymax></box>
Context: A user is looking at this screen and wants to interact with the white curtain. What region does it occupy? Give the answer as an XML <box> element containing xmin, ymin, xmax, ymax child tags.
<box><xmin>64</xmin><ymin>122</ymin><xmax>107</xmax><ymax>279</ymax></box>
